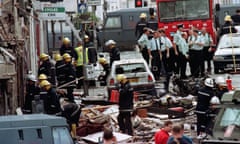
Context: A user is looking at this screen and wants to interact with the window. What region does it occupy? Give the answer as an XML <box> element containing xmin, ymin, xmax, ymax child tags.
<box><xmin>158</xmin><ymin>0</ymin><xmax>210</xmax><ymax>22</ymax></box>
<box><xmin>105</xmin><ymin>16</ymin><xmax>121</xmax><ymax>29</ymax></box>
<box><xmin>52</xmin><ymin>127</ymin><xmax>73</xmax><ymax>144</ymax></box>
<box><xmin>116</xmin><ymin>63</ymin><xmax>146</xmax><ymax>74</ymax></box>
<box><xmin>220</xmin><ymin>108</ymin><xmax>240</xmax><ymax>127</ymax></box>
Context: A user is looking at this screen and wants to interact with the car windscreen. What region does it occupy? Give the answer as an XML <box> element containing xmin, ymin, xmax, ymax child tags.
<box><xmin>115</xmin><ymin>63</ymin><xmax>146</xmax><ymax>74</ymax></box>
<box><xmin>218</xmin><ymin>35</ymin><xmax>240</xmax><ymax>49</ymax></box>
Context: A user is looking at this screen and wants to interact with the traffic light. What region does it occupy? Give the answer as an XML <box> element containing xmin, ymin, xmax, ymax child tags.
<box><xmin>135</xmin><ymin>0</ymin><xmax>142</xmax><ymax>7</ymax></box>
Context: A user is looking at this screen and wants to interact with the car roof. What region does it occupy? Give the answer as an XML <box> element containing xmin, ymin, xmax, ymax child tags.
<box><xmin>112</xmin><ymin>59</ymin><xmax>147</xmax><ymax>65</ymax></box>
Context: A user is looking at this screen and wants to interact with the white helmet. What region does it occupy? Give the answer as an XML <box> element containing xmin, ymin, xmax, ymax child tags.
<box><xmin>210</xmin><ymin>96</ymin><xmax>220</xmax><ymax>105</ymax></box>
<box><xmin>215</xmin><ymin>76</ymin><xmax>226</xmax><ymax>85</ymax></box>
<box><xmin>105</xmin><ymin>40</ymin><xmax>116</xmax><ymax>46</ymax></box>
<box><xmin>204</xmin><ymin>78</ymin><xmax>214</xmax><ymax>88</ymax></box>
<box><xmin>27</xmin><ymin>74</ymin><xmax>37</xmax><ymax>82</ymax></box>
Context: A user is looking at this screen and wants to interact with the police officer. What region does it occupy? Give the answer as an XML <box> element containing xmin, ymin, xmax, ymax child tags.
<box><xmin>201</xmin><ymin>27</ymin><xmax>214</xmax><ymax>74</ymax></box>
<box><xmin>38</xmin><ymin>53</ymin><xmax>56</xmax><ymax>86</ymax></box>
<box><xmin>60</xmin><ymin>37</ymin><xmax>76</xmax><ymax>58</ymax></box>
<box><xmin>74</xmin><ymin>42</ymin><xmax>88</xmax><ymax>89</ymax></box>
<box><xmin>189</xmin><ymin>29</ymin><xmax>204</xmax><ymax>77</ymax></box>
<box><xmin>23</xmin><ymin>74</ymin><xmax>40</xmax><ymax>113</ymax></box>
<box><xmin>63</xmin><ymin>53</ymin><xmax>76</xmax><ymax>102</ymax></box>
<box><xmin>54</xmin><ymin>54</ymin><xmax>66</xmax><ymax>87</ymax></box>
<box><xmin>39</xmin><ymin>80</ymin><xmax>61</xmax><ymax>114</ymax></box>
<box><xmin>117</xmin><ymin>74</ymin><xmax>134</xmax><ymax>135</ymax></box>
<box><xmin>135</xmin><ymin>13</ymin><xmax>148</xmax><ymax>39</ymax></box>
<box><xmin>105</xmin><ymin>40</ymin><xmax>120</xmax><ymax>67</ymax></box>
<box><xmin>138</xmin><ymin>27</ymin><xmax>150</xmax><ymax>64</ymax></box>
<box><xmin>219</xmin><ymin>15</ymin><xmax>237</xmax><ymax>36</ymax></box>
<box><xmin>195</xmin><ymin>78</ymin><xmax>215</xmax><ymax>138</ymax></box>
<box><xmin>173</xmin><ymin>24</ymin><xmax>184</xmax><ymax>74</ymax></box>
<box><xmin>98</xmin><ymin>57</ymin><xmax>110</xmax><ymax>86</ymax></box>
<box><xmin>148</xmin><ymin>31</ymin><xmax>161</xmax><ymax>80</ymax></box>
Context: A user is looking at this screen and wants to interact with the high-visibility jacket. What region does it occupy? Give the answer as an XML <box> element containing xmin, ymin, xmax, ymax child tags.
<box><xmin>74</xmin><ymin>46</ymin><xmax>88</xmax><ymax>66</ymax></box>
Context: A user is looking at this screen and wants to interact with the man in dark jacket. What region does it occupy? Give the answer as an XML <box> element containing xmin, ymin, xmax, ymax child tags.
<box><xmin>39</xmin><ymin>80</ymin><xmax>61</xmax><ymax>114</ymax></box>
<box><xmin>195</xmin><ymin>78</ymin><xmax>215</xmax><ymax>138</ymax></box>
<box><xmin>231</xmin><ymin>9</ymin><xmax>240</xmax><ymax>25</ymax></box>
<box><xmin>147</xmin><ymin>8</ymin><xmax>158</xmax><ymax>31</ymax></box>
<box><xmin>220</xmin><ymin>15</ymin><xmax>237</xmax><ymax>36</ymax></box>
<box><xmin>38</xmin><ymin>53</ymin><xmax>56</xmax><ymax>86</ymax></box>
<box><xmin>135</xmin><ymin>13</ymin><xmax>148</xmax><ymax>39</ymax></box>
<box><xmin>116</xmin><ymin>74</ymin><xmax>134</xmax><ymax>135</ymax></box>
<box><xmin>54</xmin><ymin>54</ymin><xmax>66</xmax><ymax>86</ymax></box>
<box><xmin>98</xmin><ymin>57</ymin><xmax>110</xmax><ymax>86</ymax></box>
<box><xmin>60</xmin><ymin>37</ymin><xmax>76</xmax><ymax>58</ymax></box>
<box><xmin>63</xmin><ymin>53</ymin><xmax>76</xmax><ymax>102</ymax></box>
<box><xmin>105</xmin><ymin>40</ymin><xmax>120</xmax><ymax>67</ymax></box>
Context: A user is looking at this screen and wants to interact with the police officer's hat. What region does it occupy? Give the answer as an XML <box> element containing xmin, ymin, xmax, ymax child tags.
<box><xmin>177</xmin><ymin>24</ymin><xmax>183</xmax><ymax>29</ymax></box>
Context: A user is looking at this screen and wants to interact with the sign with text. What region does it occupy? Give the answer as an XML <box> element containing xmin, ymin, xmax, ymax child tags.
<box><xmin>40</xmin><ymin>7</ymin><xmax>66</xmax><ymax>20</ymax></box>
<box><xmin>87</xmin><ymin>0</ymin><xmax>101</xmax><ymax>6</ymax></box>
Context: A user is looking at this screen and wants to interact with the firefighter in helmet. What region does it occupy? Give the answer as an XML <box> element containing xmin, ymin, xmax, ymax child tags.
<box><xmin>63</xmin><ymin>53</ymin><xmax>76</xmax><ymax>102</ymax></box>
<box><xmin>39</xmin><ymin>80</ymin><xmax>60</xmax><ymax>114</ymax></box>
<box><xmin>54</xmin><ymin>53</ymin><xmax>66</xmax><ymax>86</ymax></box>
<box><xmin>60</xmin><ymin>37</ymin><xmax>76</xmax><ymax>57</ymax></box>
<box><xmin>98</xmin><ymin>57</ymin><xmax>110</xmax><ymax>85</ymax></box>
<box><xmin>38</xmin><ymin>53</ymin><xmax>56</xmax><ymax>86</ymax></box>
<box><xmin>195</xmin><ymin>78</ymin><xmax>215</xmax><ymax>138</ymax></box>
<box><xmin>116</xmin><ymin>74</ymin><xmax>134</xmax><ymax>135</ymax></box>
<box><xmin>135</xmin><ymin>13</ymin><xmax>147</xmax><ymax>39</ymax></box>
<box><xmin>105</xmin><ymin>40</ymin><xmax>120</xmax><ymax>67</ymax></box>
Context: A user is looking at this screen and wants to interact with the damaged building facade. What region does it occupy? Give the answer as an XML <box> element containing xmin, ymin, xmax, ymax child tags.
<box><xmin>0</xmin><ymin>0</ymin><xmax>40</xmax><ymax>115</ymax></box>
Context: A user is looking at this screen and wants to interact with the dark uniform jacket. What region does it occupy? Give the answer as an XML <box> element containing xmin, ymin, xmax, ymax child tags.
<box><xmin>38</xmin><ymin>60</ymin><xmax>56</xmax><ymax>85</ymax></box>
<box><xmin>64</xmin><ymin>62</ymin><xmax>76</xmax><ymax>88</ymax></box>
<box><xmin>60</xmin><ymin>45</ymin><xmax>76</xmax><ymax>58</ymax></box>
<box><xmin>61</xmin><ymin>102</ymin><xmax>81</xmax><ymax>125</ymax></box>
<box><xmin>110</xmin><ymin>47</ymin><xmax>120</xmax><ymax>67</ymax></box>
<box><xmin>147</xmin><ymin>17</ymin><xmax>158</xmax><ymax>31</ymax></box>
<box><xmin>41</xmin><ymin>87</ymin><xmax>60</xmax><ymax>114</ymax></box>
<box><xmin>118</xmin><ymin>81</ymin><xmax>133</xmax><ymax>111</ymax></box>
<box><xmin>55</xmin><ymin>60</ymin><xmax>66</xmax><ymax>86</ymax></box>
<box><xmin>23</xmin><ymin>84</ymin><xmax>40</xmax><ymax>113</ymax></box>
<box><xmin>231</xmin><ymin>14</ymin><xmax>240</xmax><ymax>25</ymax></box>
<box><xmin>196</xmin><ymin>86</ymin><xmax>214</xmax><ymax>113</ymax></box>
<box><xmin>135</xmin><ymin>19</ymin><xmax>148</xmax><ymax>39</ymax></box>
<box><xmin>220</xmin><ymin>22</ymin><xmax>237</xmax><ymax>36</ymax></box>
<box><xmin>86</xmin><ymin>42</ymin><xmax>97</xmax><ymax>64</ymax></box>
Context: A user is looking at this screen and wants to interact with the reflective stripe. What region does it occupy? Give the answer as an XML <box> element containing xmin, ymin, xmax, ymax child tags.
<box><xmin>198</xmin><ymin>91</ymin><xmax>210</xmax><ymax>97</ymax></box>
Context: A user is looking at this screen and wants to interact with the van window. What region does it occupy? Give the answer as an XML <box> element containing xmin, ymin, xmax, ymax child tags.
<box><xmin>52</xmin><ymin>127</ymin><xmax>73</xmax><ymax>144</ymax></box>
<box><xmin>105</xmin><ymin>16</ymin><xmax>121</xmax><ymax>29</ymax></box>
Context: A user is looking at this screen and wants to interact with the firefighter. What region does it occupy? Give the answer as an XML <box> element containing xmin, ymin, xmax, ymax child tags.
<box><xmin>195</xmin><ymin>78</ymin><xmax>215</xmax><ymax>138</ymax></box>
<box><xmin>54</xmin><ymin>53</ymin><xmax>66</xmax><ymax>87</ymax></box>
<box><xmin>58</xmin><ymin>98</ymin><xmax>82</xmax><ymax>128</ymax></box>
<box><xmin>38</xmin><ymin>53</ymin><xmax>56</xmax><ymax>86</ymax></box>
<box><xmin>148</xmin><ymin>31</ymin><xmax>161</xmax><ymax>80</ymax></box>
<box><xmin>39</xmin><ymin>80</ymin><xmax>61</xmax><ymax>114</ymax></box>
<box><xmin>135</xmin><ymin>13</ymin><xmax>148</xmax><ymax>39</ymax></box>
<box><xmin>138</xmin><ymin>27</ymin><xmax>151</xmax><ymax>64</ymax></box>
<box><xmin>60</xmin><ymin>37</ymin><xmax>76</xmax><ymax>57</ymax></box>
<box><xmin>98</xmin><ymin>57</ymin><xmax>110</xmax><ymax>86</ymax></box>
<box><xmin>85</xmin><ymin>35</ymin><xmax>97</xmax><ymax>65</ymax></box>
<box><xmin>116</xmin><ymin>74</ymin><xmax>134</xmax><ymax>136</ymax></box>
<box><xmin>23</xmin><ymin>74</ymin><xmax>40</xmax><ymax>113</ymax></box>
<box><xmin>63</xmin><ymin>53</ymin><xmax>76</xmax><ymax>102</ymax></box>
<box><xmin>219</xmin><ymin>15</ymin><xmax>237</xmax><ymax>36</ymax></box>
<box><xmin>105</xmin><ymin>40</ymin><xmax>120</xmax><ymax>67</ymax></box>
<box><xmin>74</xmin><ymin>42</ymin><xmax>88</xmax><ymax>89</ymax></box>
<box><xmin>147</xmin><ymin>8</ymin><xmax>158</xmax><ymax>31</ymax></box>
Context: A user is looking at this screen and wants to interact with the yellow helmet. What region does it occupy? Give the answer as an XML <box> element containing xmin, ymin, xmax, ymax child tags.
<box><xmin>38</xmin><ymin>74</ymin><xmax>47</xmax><ymax>80</ymax></box>
<box><xmin>39</xmin><ymin>80</ymin><xmax>51</xmax><ymax>88</ymax></box>
<box><xmin>39</xmin><ymin>53</ymin><xmax>49</xmax><ymax>61</ymax></box>
<box><xmin>63</xmin><ymin>37</ymin><xmax>71</xmax><ymax>45</ymax></box>
<box><xmin>63</xmin><ymin>53</ymin><xmax>71</xmax><ymax>62</ymax></box>
<box><xmin>116</xmin><ymin>74</ymin><xmax>126</xmax><ymax>82</ymax></box>
<box><xmin>54</xmin><ymin>53</ymin><xmax>62</xmax><ymax>61</ymax></box>
<box><xmin>224</xmin><ymin>15</ymin><xmax>232</xmax><ymax>22</ymax></box>
<box><xmin>98</xmin><ymin>57</ymin><xmax>107</xmax><ymax>64</ymax></box>
<box><xmin>139</xmin><ymin>13</ymin><xmax>147</xmax><ymax>18</ymax></box>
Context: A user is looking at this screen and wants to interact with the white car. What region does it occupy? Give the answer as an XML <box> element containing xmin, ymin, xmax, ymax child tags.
<box><xmin>106</xmin><ymin>58</ymin><xmax>156</xmax><ymax>100</ymax></box>
<box><xmin>213</xmin><ymin>33</ymin><xmax>240</xmax><ymax>74</ymax></box>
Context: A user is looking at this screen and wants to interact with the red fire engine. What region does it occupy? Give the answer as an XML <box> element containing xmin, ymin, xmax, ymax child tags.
<box><xmin>156</xmin><ymin>0</ymin><xmax>216</xmax><ymax>43</ymax></box>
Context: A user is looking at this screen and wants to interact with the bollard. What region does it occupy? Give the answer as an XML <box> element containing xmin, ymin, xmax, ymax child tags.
<box><xmin>226</xmin><ymin>76</ymin><xmax>233</xmax><ymax>91</ymax></box>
